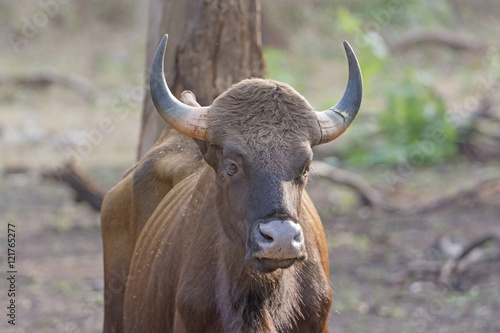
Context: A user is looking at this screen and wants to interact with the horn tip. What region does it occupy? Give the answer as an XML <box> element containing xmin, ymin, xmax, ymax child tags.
<box><xmin>342</xmin><ymin>40</ymin><xmax>354</xmax><ymax>52</ymax></box>
<box><xmin>161</xmin><ymin>34</ymin><xmax>168</xmax><ymax>46</ymax></box>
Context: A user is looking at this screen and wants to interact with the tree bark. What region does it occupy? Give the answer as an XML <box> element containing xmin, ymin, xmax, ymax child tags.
<box><xmin>137</xmin><ymin>0</ymin><xmax>266</xmax><ymax>159</ymax></box>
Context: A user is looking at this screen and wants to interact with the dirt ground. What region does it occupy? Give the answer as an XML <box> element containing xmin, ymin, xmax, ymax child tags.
<box><xmin>0</xmin><ymin>160</ymin><xmax>499</xmax><ymax>333</ymax></box>
<box><xmin>1</xmin><ymin>1</ymin><xmax>500</xmax><ymax>332</ymax></box>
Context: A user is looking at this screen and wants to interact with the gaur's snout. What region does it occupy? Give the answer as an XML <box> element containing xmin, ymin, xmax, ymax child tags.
<box><xmin>253</xmin><ymin>220</ymin><xmax>306</xmax><ymax>261</ymax></box>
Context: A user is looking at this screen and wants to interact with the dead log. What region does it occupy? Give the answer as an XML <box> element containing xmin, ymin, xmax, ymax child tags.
<box><xmin>313</xmin><ymin>161</ymin><xmax>500</xmax><ymax>214</ymax></box>
<box><xmin>0</xmin><ymin>70</ymin><xmax>97</xmax><ymax>102</ymax></box>
<box><xmin>43</xmin><ymin>162</ymin><xmax>106</xmax><ymax>212</ymax></box>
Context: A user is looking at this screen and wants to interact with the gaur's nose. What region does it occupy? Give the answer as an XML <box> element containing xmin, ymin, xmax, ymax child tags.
<box><xmin>254</xmin><ymin>220</ymin><xmax>305</xmax><ymax>260</ymax></box>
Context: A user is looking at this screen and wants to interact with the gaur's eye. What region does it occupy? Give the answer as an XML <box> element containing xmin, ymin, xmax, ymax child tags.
<box><xmin>302</xmin><ymin>165</ymin><xmax>310</xmax><ymax>177</ymax></box>
<box><xmin>225</xmin><ymin>163</ymin><xmax>238</xmax><ymax>176</ymax></box>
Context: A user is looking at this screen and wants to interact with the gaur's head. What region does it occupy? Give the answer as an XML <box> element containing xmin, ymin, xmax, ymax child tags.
<box><xmin>150</xmin><ymin>35</ymin><xmax>362</xmax><ymax>273</ymax></box>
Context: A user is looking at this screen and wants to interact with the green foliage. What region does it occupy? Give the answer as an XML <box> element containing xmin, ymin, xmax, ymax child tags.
<box><xmin>264</xmin><ymin>2</ymin><xmax>465</xmax><ymax>167</ymax></box>
<box><xmin>336</xmin><ymin>6</ymin><xmax>362</xmax><ymax>34</ymax></box>
<box><xmin>263</xmin><ymin>47</ymin><xmax>299</xmax><ymax>88</ymax></box>
<box><xmin>340</xmin><ymin>70</ymin><xmax>458</xmax><ymax>166</ymax></box>
<box><xmin>263</xmin><ymin>46</ymin><xmax>316</xmax><ymax>93</ymax></box>
<box><xmin>329</xmin><ymin>5</ymin><xmax>459</xmax><ymax>167</ymax></box>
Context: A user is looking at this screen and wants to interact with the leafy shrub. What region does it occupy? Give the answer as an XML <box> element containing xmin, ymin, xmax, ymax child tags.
<box><xmin>333</xmin><ymin>5</ymin><xmax>459</xmax><ymax>167</ymax></box>
<box><xmin>263</xmin><ymin>3</ymin><xmax>460</xmax><ymax>167</ymax></box>
<box><xmin>340</xmin><ymin>70</ymin><xmax>459</xmax><ymax>166</ymax></box>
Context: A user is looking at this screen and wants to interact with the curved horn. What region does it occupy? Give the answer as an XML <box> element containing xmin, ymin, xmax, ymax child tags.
<box><xmin>315</xmin><ymin>41</ymin><xmax>363</xmax><ymax>144</ymax></box>
<box><xmin>150</xmin><ymin>35</ymin><xmax>210</xmax><ymax>141</ymax></box>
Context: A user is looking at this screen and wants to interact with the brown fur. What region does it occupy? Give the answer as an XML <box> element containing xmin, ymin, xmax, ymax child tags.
<box><xmin>209</xmin><ymin>78</ymin><xmax>321</xmax><ymax>150</ymax></box>
<box><xmin>101</xmin><ymin>79</ymin><xmax>332</xmax><ymax>332</ymax></box>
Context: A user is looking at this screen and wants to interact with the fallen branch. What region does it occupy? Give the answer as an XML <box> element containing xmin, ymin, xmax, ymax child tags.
<box><xmin>404</xmin><ymin>234</ymin><xmax>500</xmax><ymax>288</ymax></box>
<box><xmin>0</xmin><ymin>70</ymin><xmax>97</xmax><ymax>102</ymax></box>
<box><xmin>312</xmin><ymin>161</ymin><xmax>398</xmax><ymax>212</ymax></box>
<box><xmin>388</xmin><ymin>30</ymin><xmax>487</xmax><ymax>54</ymax></box>
<box><xmin>43</xmin><ymin>162</ymin><xmax>106</xmax><ymax>212</ymax></box>
<box><xmin>439</xmin><ymin>232</ymin><xmax>500</xmax><ymax>287</ymax></box>
<box><xmin>313</xmin><ymin>161</ymin><xmax>500</xmax><ymax>214</ymax></box>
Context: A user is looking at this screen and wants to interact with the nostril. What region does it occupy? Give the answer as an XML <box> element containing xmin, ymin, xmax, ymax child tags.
<box><xmin>252</xmin><ymin>220</ymin><xmax>306</xmax><ymax>261</ymax></box>
<box><xmin>258</xmin><ymin>225</ymin><xmax>274</xmax><ymax>241</ymax></box>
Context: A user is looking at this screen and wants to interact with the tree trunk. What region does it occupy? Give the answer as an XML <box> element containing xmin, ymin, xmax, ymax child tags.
<box><xmin>137</xmin><ymin>0</ymin><xmax>266</xmax><ymax>159</ymax></box>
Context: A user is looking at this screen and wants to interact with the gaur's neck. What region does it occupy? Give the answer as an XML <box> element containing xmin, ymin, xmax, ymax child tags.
<box><xmin>215</xmin><ymin>248</ymin><xmax>303</xmax><ymax>332</ymax></box>
<box><xmin>209</xmin><ymin>178</ymin><xmax>303</xmax><ymax>331</ymax></box>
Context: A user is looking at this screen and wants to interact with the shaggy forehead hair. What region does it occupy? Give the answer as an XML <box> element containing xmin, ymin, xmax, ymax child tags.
<box><xmin>207</xmin><ymin>78</ymin><xmax>321</xmax><ymax>152</ymax></box>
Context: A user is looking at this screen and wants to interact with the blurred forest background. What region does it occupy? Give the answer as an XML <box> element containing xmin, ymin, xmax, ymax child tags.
<box><xmin>0</xmin><ymin>0</ymin><xmax>499</xmax><ymax>332</ymax></box>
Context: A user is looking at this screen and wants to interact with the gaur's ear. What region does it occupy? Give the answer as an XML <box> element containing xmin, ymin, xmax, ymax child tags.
<box><xmin>194</xmin><ymin>139</ymin><xmax>220</xmax><ymax>169</ymax></box>
<box><xmin>180</xmin><ymin>90</ymin><xmax>201</xmax><ymax>107</ymax></box>
<box><xmin>181</xmin><ymin>90</ymin><xmax>216</xmax><ymax>167</ymax></box>
<box><xmin>194</xmin><ymin>138</ymin><xmax>210</xmax><ymax>156</ymax></box>
<box><xmin>181</xmin><ymin>90</ymin><xmax>220</xmax><ymax>168</ymax></box>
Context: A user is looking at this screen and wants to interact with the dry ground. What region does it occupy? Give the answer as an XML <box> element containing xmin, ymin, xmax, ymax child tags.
<box><xmin>1</xmin><ymin>1</ymin><xmax>500</xmax><ymax>332</ymax></box>
<box><xmin>0</xmin><ymin>161</ymin><xmax>499</xmax><ymax>332</ymax></box>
